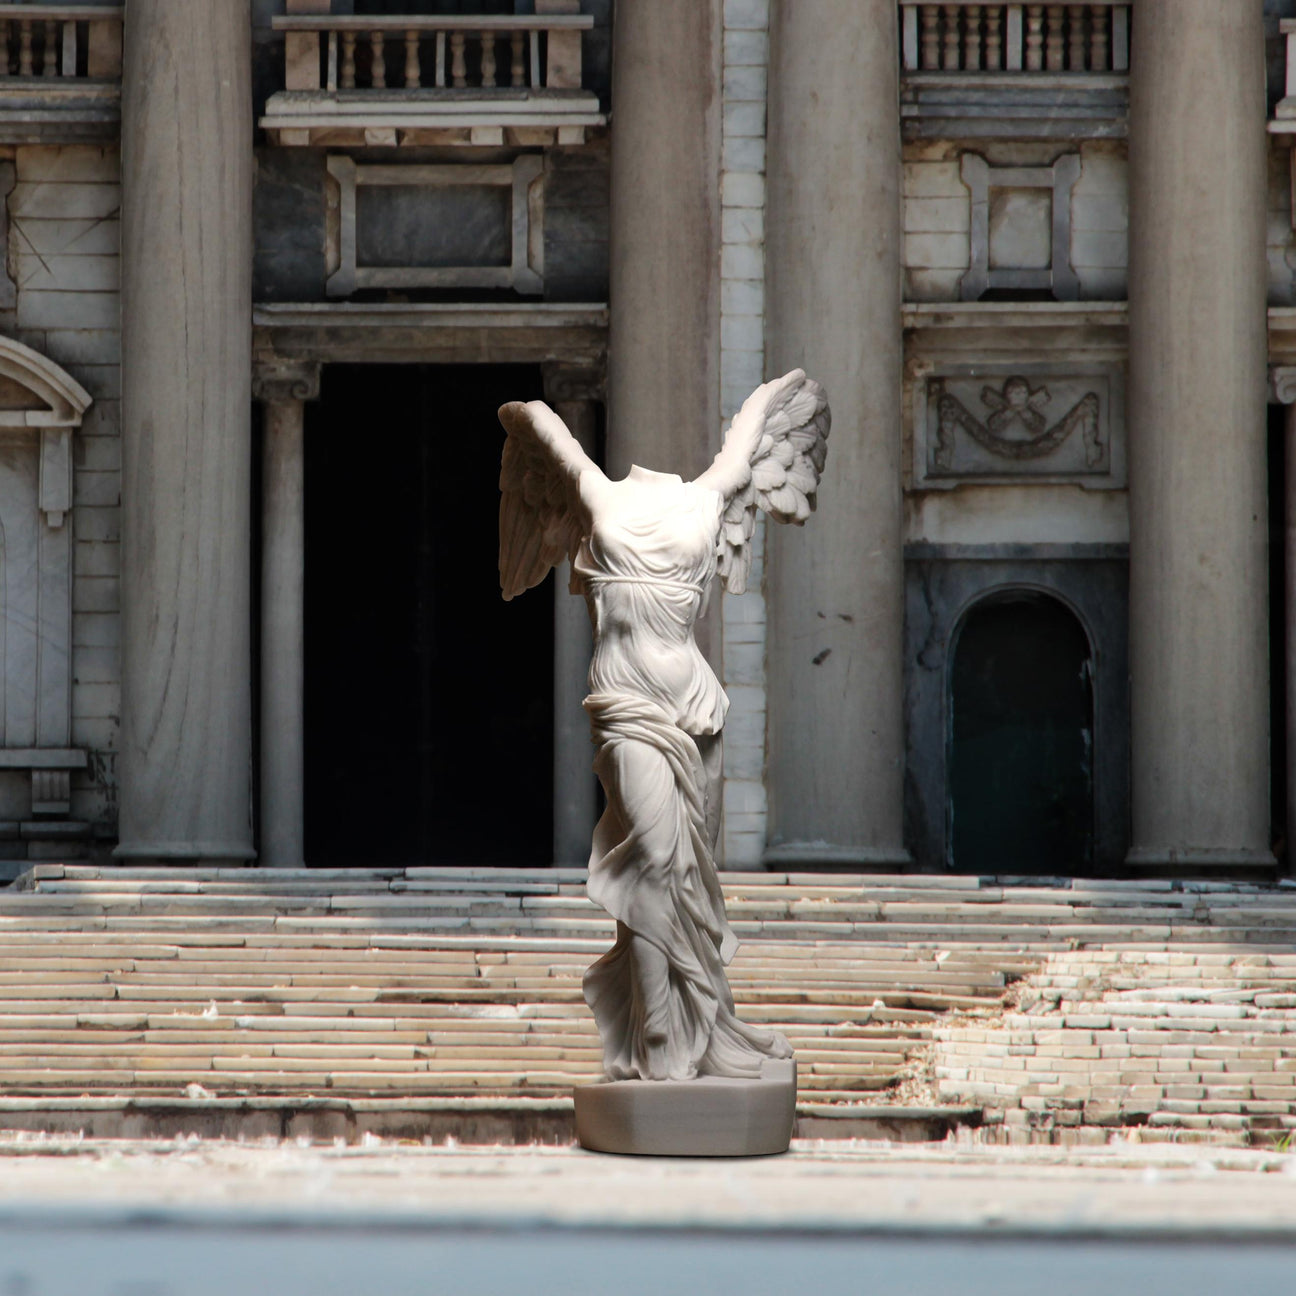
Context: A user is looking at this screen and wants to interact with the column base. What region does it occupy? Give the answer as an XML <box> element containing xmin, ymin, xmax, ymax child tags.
<box><xmin>112</xmin><ymin>841</ymin><xmax>258</xmax><ymax>867</ymax></box>
<box><xmin>762</xmin><ymin>843</ymin><xmax>914</xmax><ymax>872</ymax></box>
<box><xmin>1124</xmin><ymin>846</ymin><xmax>1278</xmax><ymax>877</ymax></box>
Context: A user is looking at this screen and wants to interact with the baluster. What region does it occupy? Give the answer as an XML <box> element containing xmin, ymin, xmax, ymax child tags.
<box><xmin>18</xmin><ymin>20</ymin><xmax>32</xmax><ymax>76</ymax></box>
<box><xmin>921</xmin><ymin>5</ymin><xmax>940</xmax><ymax>69</ymax></box>
<box><xmin>510</xmin><ymin>30</ymin><xmax>525</xmax><ymax>85</ymax></box>
<box><xmin>1089</xmin><ymin>3</ymin><xmax>1108</xmax><ymax>70</ymax></box>
<box><xmin>404</xmin><ymin>29</ymin><xmax>420</xmax><ymax>88</ymax></box>
<box><xmin>1025</xmin><ymin>5</ymin><xmax>1044</xmax><ymax>70</ymax></box>
<box><xmin>942</xmin><ymin>4</ymin><xmax>960</xmax><ymax>70</ymax></box>
<box><xmin>480</xmin><ymin>31</ymin><xmax>496</xmax><ymax>87</ymax></box>
<box><xmin>450</xmin><ymin>31</ymin><xmax>466</xmax><ymax>87</ymax></box>
<box><xmin>41</xmin><ymin>19</ymin><xmax>56</xmax><ymax>75</ymax></box>
<box><xmin>1045</xmin><ymin>4</ymin><xmax>1064</xmax><ymax>70</ymax></box>
<box><xmin>369</xmin><ymin>30</ymin><xmax>385</xmax><ymax>88</ymax></box>
<box><xmin>341</xmin><ymin>31</ymin><xmax>356</xmax><ymax>88</ymax></box>
<box><xmin>0</xmin><ymin>21</ymin><xmax>11</xmax><ymax>76</ymax></box>
<box><xmin>1067</xmin><ymin>4</ymin><xmax>1086</xmax><ymax>70</ymax></box>
<box><xmin>963</xmin><ymin>5</ymin><xmax>982</xmax><ymax>71</ymax></box>
<box><xmin>985</xmin><ymin>7</ymin><xmax>1003</xmax><ymax>69</ymax></box>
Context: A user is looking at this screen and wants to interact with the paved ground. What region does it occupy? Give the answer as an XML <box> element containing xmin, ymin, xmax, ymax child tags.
<box><xmin>3</xmin><ymin>1136</ymin><xmax>1296</xmax><ymax>1293</ymax></box>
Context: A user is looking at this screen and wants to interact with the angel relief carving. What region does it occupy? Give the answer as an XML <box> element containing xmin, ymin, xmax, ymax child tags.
<box><xmin>497</xmin><ymin>371</ymin><xmax>829</xmax><ymax>1089</ymax></box>
<box><xmin>933</xmin><ymin>375</ymin><xmax>1104</xmax><ymax>470</ymax></box>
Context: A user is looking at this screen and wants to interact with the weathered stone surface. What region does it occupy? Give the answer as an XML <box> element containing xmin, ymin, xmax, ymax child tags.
<box><xmin>117</xmin><ymin>0</ymin><xmax>254</xmax><ymax>865</ymax></box>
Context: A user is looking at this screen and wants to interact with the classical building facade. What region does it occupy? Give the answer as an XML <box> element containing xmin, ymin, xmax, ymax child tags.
<box><xmin>0</xmin><ymin>0</ymin><xmax>1292</xmax><ymax>880</ymax></box>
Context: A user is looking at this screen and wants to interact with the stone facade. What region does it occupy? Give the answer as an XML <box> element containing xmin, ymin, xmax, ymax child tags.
<box><xmin>1</xmin><ymin>0</ymin><xmax>1295</xmax><ymax>882</ymax></box>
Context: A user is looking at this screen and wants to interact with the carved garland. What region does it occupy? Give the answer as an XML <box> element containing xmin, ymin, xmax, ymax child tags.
<box><xmin>933</xmin><ymin>376</ymin><xmax>1103</xmax><ymax>469</ymax></box>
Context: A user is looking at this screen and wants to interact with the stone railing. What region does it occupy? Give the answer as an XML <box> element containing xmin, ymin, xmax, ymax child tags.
<box><xmin>272</xmin><ymin>13</ymin><xmax>593</xmax><ymax>94</ymax></box>
<box><xmin>900</xmin><ymin>3</ymin><xmax>1130</xmax><ymax>73</ymax></box>
<box><xmin>0</xmin><ymin>4</ymin><xmax>122</xmax><ymax>80</ymax></box>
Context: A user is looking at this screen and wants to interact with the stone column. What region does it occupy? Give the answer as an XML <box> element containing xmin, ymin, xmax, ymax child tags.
<box><xmin>116</xmin><ymin>0</ymin><xmax>255</xmax><ymax>864</ymax></box>
<box><xmin>606</xmin><ymin>0</ymin><xmax>723</xmax><ymax>663</ymax></box>
<box><xmin>253</xmin><ymin>363</ymin><xmax>319</xmax><ymax>868</ymax></box>
<box><xmin>762</xmin><ymin>0</ymin><xmax>909</xmax><ymax>869</ymax></box>
<box><xmin>543</xmin><ymin>364</ymin><xmax>601</xmax><ymax>866</ymax></box>
<box><xmin>1126</xmin><ymin>1</ymin><xmax>1272</xmax><ymax>871</ymax></box>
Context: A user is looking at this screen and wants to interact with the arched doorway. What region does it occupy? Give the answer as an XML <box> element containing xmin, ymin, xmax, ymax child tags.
<box><xmin>949</xmin><ymin>591</ymin><xmax>1094</xmax><ymax>873</ymax></box>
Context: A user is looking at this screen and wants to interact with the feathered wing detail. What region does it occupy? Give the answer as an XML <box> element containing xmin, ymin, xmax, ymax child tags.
<box><xmin>498</xmin><ymin>399</ymin><xmax>602</xmax><ymax>601</ymax></box>
<box><xmin>694</xmin><ymin>369</ymin><xmax>831</xmax><ymax>595</ymax></box>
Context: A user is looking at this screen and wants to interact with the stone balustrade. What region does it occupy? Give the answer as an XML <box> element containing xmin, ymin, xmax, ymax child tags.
<box><xmin>0</xmin><ymin>4</ymin><xmax>121</xmax><ymax>81</ymax></box>
<box><xmin>273</xmin><ymin>13</ymin><xmax>592</xmax><ymax>95</ymax></box>
<box><xmin>900</xmin><ymin>3</ymin><xmax>1130</xmax><ymax>74</ymax></box>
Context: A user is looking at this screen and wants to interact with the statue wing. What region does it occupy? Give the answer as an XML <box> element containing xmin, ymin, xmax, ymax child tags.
<box><xmin>498</xmin><ymin>399</ymin><xmax>601</xmax><ymax>601</ymax></box>
<box><xmin>694</xmin><ymin>368</ymin><xmax>830</xmax><ymax>595</ymax></box>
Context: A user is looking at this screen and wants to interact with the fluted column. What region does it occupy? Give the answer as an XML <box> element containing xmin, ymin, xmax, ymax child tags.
<box><xmin>606</xmin><ymin>0</ymin><xmax>722</xmax><ymax>663</ymax></box>
<box><xmin>1126</xmin><ymin>0</ymin><xmax>1272</xmax><ymax>871</ymax></box>
<box><xmin>543</xmin><ymin>364</ymin><xmax>601</xmax><ymax>867</ymax></box>
<box><xmin>763</xmin><ymin>0</ymin><xmax>909</xmax><ymax>868</ymax></box>
<box><xmin>116</xmin><ymin>0</ymin><xmax>255</xmax><ymax>864</ymax></box>
<box><xmin>253</xmin><ymin>363</ymin><xmax>319</xmax><ymax>868</ymax></box>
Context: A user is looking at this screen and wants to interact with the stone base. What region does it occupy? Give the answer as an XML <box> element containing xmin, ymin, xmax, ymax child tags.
<box><xmin>1123</xmin><ymin>847</ymin><xmax>1278</xmax><ymax>877</ymax></box>
<box><xmin>573</xmin><ymin>1059</ymin><xmax>796</xmax><ymax>1157</ymax></box>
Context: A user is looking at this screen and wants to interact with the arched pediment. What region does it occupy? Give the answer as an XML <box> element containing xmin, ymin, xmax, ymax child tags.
<box><xmin>0</xmin><ymin>335</ymin><xmax>91</xmax><ymax>429</ymax></box>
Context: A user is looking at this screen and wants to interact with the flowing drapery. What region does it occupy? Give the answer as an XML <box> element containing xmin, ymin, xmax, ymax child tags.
<box><xmin>582</xmin><ymin>691</ymin><xmax>792</xmax><ymax>1080</ymax></box>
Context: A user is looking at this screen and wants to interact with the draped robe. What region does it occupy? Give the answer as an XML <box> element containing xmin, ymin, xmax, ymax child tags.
<box><xmin>575</xmin><ymin>465</ymin><xmax>792</xmax><ymax>1081</ymax></box>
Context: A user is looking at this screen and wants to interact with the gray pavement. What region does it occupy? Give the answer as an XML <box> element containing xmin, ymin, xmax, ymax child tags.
<box><xmin>2</xmin><ymin>1136</ymin><xmax>1296</xmax><ymax>1293</ymax></box>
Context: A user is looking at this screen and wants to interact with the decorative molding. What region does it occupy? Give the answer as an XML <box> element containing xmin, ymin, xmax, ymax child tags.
<box><xmin>31</xmin><ymin>768</ymin><xmax>70</xmax><ymax>817</ymax></box>
<box><xmin>960</xmin><ymin>151</ymin><xmax>1080</xmax><ymax>302</ymax></box>
<box><xmin>1270</xmin><ymin>365</ymin><xmax>1296</xmax><ymax>406</ymax></box>
<box><xmin>252</xmin><ymin>301</ymin><xmax>607</xmax><ymax>369</ymax></box>
<box><xmin>324</xmin><ymin>154</ymin><xmax>545</xmax><ymax>298</ymax></box>
<box><xmin>0</xmin><ymin>335</ymin><xmax>92</xmax><ymax>761</ymax></box>
<box><xmin>542</xmin><ymin>361</ymin><xmax>605</xmax><ymax>405</ymax></box>
<box><xmin>251</xmin><ymin>360</ymin><xmax>322</xmax><ymax>405</ymax></box>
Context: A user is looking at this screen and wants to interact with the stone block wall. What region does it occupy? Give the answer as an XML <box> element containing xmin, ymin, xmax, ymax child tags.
<box><xmin>718</xmin><ymin>0</ymin><xmax>771</xmax><ymax>868</ymax></box>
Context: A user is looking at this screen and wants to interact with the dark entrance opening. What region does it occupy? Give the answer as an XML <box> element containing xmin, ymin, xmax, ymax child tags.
<box><xmin>303</xmin><ymin>363</ymin><xmax>553</xmax><ymax>866</ymax></box>
<box><xmin>1268</xmin><ymin>402</ymin><xmax>1287</xmax><ymax>869</ymax></box>
<box><xmin>949</xmin><ymin>591</ymin><xmax>1094</xmax><ymax>873</ymax></box>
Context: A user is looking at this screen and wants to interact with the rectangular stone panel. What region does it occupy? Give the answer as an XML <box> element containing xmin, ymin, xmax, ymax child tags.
<box><xmin>913</xmin><ymin>363</ymin><xmax>1126</xmax><ymax>488</ymax></box>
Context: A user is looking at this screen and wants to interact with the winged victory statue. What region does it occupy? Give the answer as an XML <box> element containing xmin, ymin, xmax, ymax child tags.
<box><xmin>498</xmin><ymin>369</ymin><xmax>830</xmax><ymax>1092</ymax></box>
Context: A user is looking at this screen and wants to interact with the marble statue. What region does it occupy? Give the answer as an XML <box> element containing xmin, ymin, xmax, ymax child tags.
<box><xmin>498</xmin><ymin>369</ymin><xmax>829</xmax><ymax>1141</ymax></box>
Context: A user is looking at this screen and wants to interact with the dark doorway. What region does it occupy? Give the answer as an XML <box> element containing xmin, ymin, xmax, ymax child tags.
<box><xmin>1268</xmin><ymin>402</ymin><xmax>1287</xmax><ymax>869</ymax></box>
<box><xmin>303</xmin><ymin>363</ymin><xmax>553</xmax><ymax>866</ymax></box>
<box><xmin>949</xmin><ymin>592</ymin><xmax>1094</xmax><ymax>873</ymax></box>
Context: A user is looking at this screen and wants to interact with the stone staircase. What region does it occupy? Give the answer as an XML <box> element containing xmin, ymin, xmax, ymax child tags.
<box><xmin>6</xmin><ymin>866</ymin><xmax>1296</xmax><ymax>1145</ymax></box>
<box><xmin>0</xmin><ymin>865</ymin><xmax>1020</xmax><ymax>1141</ymax></box>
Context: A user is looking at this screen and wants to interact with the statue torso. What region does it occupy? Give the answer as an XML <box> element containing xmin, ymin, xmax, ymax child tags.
<box><xmin>575</xmin><ymin>466</ymin><xmax>728</xmax><ymax>736</ymax></box>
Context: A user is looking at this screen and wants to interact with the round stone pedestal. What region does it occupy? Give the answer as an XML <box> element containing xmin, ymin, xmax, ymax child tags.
<box><xmin>574</xmin><ymin>1059</ymin><xmax>796</xmax><ymax>1157</ymax></box>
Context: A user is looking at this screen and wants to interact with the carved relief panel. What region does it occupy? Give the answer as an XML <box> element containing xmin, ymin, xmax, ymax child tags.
<box><xmin>911</xmin><ymin>362</ymin><xmax>1125</xmax><ymax>488</ymax></box>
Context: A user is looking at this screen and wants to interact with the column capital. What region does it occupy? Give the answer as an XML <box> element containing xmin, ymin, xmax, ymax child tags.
<box><xmin>542</xmin><ymin>361</ymin><xmax>605</xmax><ymax>406</ymax></box>
<box><xmin>1271</xmin><ymin>366</ymin><xmax>1296</xmax><ymax>406</ymax></box>
<box><xmin>252</xmin><ymin>360</ymin><xmax>321</xmax><ymax>404</ymax></box>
